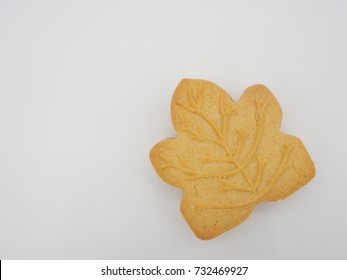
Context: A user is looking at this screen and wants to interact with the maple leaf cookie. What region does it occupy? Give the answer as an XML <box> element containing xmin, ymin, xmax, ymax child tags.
<box><xmin>150</xmin><ymin>79</ymin><xmax>315</xmax><ymax>240</ymax></box>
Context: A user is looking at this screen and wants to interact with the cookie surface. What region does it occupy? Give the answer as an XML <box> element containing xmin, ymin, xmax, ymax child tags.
<box><xmin>150</xmin><ymin>79</ymin><xmax>315</xmax><ymax>240</ymax></box>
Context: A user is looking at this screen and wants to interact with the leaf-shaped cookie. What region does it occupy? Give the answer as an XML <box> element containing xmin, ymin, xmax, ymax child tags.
<box><xmin>150</xmin><ymin>79</ymin><xmax>315</xmax><ymax>240</ymax></box>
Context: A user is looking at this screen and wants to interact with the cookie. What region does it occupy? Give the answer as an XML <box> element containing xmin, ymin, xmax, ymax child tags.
<box><xmin>150</xmin><ymin>79</ymin><xmax>315</xmax><ymax>240</ymax></box>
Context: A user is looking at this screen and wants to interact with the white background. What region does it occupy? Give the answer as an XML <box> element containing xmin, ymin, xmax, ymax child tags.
<box><xmin>0</xmin><ymin>0</ymin><xmax>346</xmax><ymax>259</ymax></box>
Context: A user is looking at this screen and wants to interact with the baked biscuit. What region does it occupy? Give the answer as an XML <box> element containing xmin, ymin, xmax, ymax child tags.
<box><xmin>150</xmin><ymin>79</ymin><xmax>315</xmax><ymax>240</ymax></box>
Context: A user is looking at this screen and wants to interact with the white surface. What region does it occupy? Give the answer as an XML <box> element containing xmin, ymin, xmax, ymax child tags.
<box><xmin>0</xmin><ymin>0</ymin><xmax>346</xmax><ymax>259</ymax></box>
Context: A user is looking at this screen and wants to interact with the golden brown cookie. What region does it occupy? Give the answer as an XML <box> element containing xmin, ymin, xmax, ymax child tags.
<box><xmin>150</xmin><ymin>79</ymin><xmax>315</xmax><ymax>240</ymax></box>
